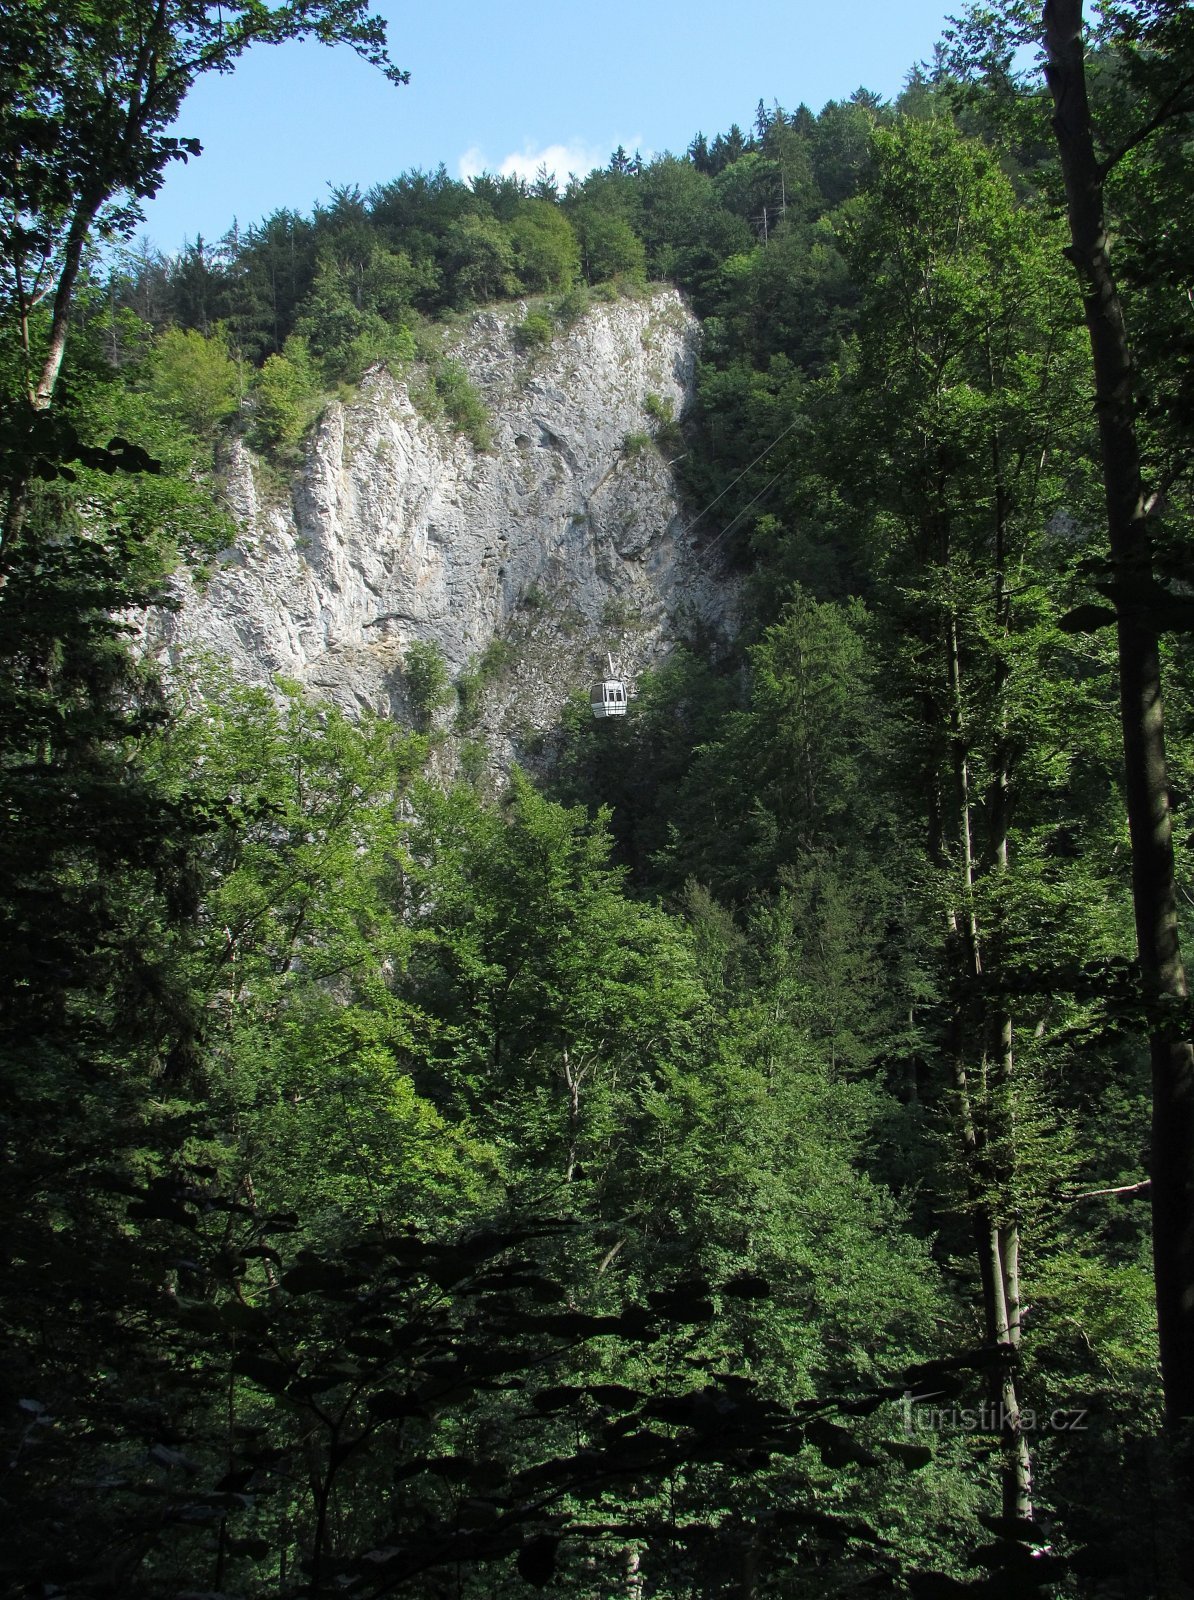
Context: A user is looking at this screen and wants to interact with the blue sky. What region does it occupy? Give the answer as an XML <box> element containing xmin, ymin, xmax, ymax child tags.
<box><xmin>136</xmin><ymin>1</ymin><xmax>959</xmax><ymax>256</ymax></box>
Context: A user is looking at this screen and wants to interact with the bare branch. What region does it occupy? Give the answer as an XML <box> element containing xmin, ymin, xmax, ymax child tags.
<box><xmin>1063</xmin><ymin>1178</ymin><xmax>1152</xmax><ymax>1202</ymax></box>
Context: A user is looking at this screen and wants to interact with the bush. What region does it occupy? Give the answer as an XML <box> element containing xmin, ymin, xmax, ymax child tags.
<box><xmin>507</xmin><ymin>201</ymin><xmax>580</xmax><ymax>294</ymax></box>
<box><xmin>480</xmin><ymin>638</ymin><xmax>516</xmax><ymax>677</ymax></box>
<box><xmin>643</xmin><ymin>390</ymin><xmax>681</xmax><ymax>449</ymax></box>
<box><xmin>454</xmin><ymin>666</ymin><xmax>482</xmax><ymax>731</ymax></box>
<box><xmin>434</xmin><ymin>360</ymin><xmax>491</xmax><ymax>451</ymax></box>
<box><xmin>574</xmin><ymin>210</ymin><xmax>647</xmax><ymax>286</ymax></box>
<box><xmin>458</xmin><ymin>738</ymin><xmax>488</xmax><ymax>786</ymax></box>
<box><xmin>602</xmin><ymin>597</ymin><xmax>641</xmax><ymax>628</ymax></box>
<box><xmin>295</xmin><ymin>258</ymin><xmax>421</xmax><ymax>383</ymax></box>
<box><xmin>404</xmin><ymin>640</ymin><xmax>451</xmax><ymax>730</ymax></box>
<box><xmin>250</xmin><ymin>335</ymin><xmax>320</xmax><ymax>454</ymax></box>
<box><xmin>444</xmin><ymin>215</ymin><xmax>518</xmax><ymax>308</ymax></box>
<box><xmin>514</xmin><ymin>310</ymin><xmax>554</xmax><ymax>351</ymax></box>
<box><xmin>550</xmin><ymin>283</ymin><xmax>590</xmax><ymax>326</ymax></box>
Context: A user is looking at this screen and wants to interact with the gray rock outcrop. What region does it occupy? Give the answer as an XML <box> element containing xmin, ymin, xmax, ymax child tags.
<box><xmin>145</xmin><ymin>288</ymin><xmax>732</xmax><ymax>767</ymax></box>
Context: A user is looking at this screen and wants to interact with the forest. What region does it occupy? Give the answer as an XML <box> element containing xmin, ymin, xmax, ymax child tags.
<box><xmin>2</xmin><ymin>0</ymin><xmax>1194</xmax><ymax>1595</ymax></box>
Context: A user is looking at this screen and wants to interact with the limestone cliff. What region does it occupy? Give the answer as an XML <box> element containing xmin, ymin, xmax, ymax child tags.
<box><xmin>145</xmin><ymin>288</ymin><xmax>732</xmax><ymax>765</ymax></box>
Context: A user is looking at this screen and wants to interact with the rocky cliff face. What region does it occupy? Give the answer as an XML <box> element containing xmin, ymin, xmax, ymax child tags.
<box><xmin>146</xmin><ymin>288</ymin><xmax>732</xmax><ymax>766</ymax></box>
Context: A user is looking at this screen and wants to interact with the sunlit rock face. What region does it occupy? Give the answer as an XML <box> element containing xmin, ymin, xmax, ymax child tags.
<box><xmin>145</xmin><ymin>289</ymin><xmax>734</xmax><ymax>766</ymax></box>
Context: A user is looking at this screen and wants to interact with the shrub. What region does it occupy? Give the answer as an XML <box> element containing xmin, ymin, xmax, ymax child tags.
<box><xmin>458</xmin><ymin>738</ymin><xmax>488</xmax><ymax>786</ymax></box>
<box><xmin>444</xmin><ymin>215</ymin><xmax>518</xmax><ymax>308</ymax></box>
<box><xmin>250</xmin><ymin>335</ymin><xmax>320</xmax><ymax>454</ymax></box>
<box><xmin>602</xmin><ymin>598</ymin><xmax>641</xmax><ymax>628</ymax></box>
<box><xmin>454</xmin><ymin>666</ymin><xmax>483</xmax><ymax>731</ymax></box>
<box><xmin>550</xmin><ymin>283</ymin><xmax>590</xmax><ymax>326</ymax></box>
<box><xmin>480</xmin><ymin>638</ymin><xmax>516</xmax><ymax>677</ymax></box>
<box><xmin>507</xmin><ymin>201</ymin><xmax>580</xmax><ymax>294</ymax></box>
<box><xmin>404</xmin><ymin>640</ymin><xmax>451</xmax><ymax>731</ymax></box>
<box><xmin>643</xmin><ymin>390</ymin><xmax>681</xmax><ymax>449</ymax></box>
<box><xmin>514</xmin><ymin>310</ymin><xmax>554</xmax><ymax>351</ymax></box>
<box><xmin>434</xmin><ymin>360</ymin><xmax>491</xmax><ymax>451</ymax></box>
<box><xmin>574</xmin><ymin>210</ymin><xmax>647</xmax><ymax>286</ymax></box>
<box><xmin>148</xmin><ymin>326</ymin><xmax>241</xmax><ymax>440</ymax></box>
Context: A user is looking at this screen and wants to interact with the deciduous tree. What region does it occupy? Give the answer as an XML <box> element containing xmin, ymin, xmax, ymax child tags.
<box><xmin>0</xmin><ymin>0</ymin><xmax>405</xmax><ymax>413</ymax></box>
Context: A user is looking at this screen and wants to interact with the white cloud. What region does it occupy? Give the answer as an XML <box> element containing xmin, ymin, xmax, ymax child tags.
<box><xmin>457</xmin><ymin>146</ymin><xmax>488</xmax><ymax>182</ymax></box>
<box><xmin>457</xmin><ymin>138</ymin><xmax>643</xmax><ymax>189</ymax></box>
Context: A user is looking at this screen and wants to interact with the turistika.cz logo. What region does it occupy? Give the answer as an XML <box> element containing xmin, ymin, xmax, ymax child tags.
<box><xmin>900</xmin><ymin>1391</ymin><xmax>1088</xmax><ymax>1435</ymax></box>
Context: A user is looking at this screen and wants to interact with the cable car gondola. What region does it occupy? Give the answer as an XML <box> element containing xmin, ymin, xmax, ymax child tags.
<box><xmin>590</xmin><ymin>653</ymin><xmax>628</xmax><ymax>718</ymax></box>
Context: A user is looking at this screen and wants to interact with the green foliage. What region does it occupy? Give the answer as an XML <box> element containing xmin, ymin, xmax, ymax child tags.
<box><xmin>0</xmin><ymin>0</ymin><xmax>405</xmax><ymax>406</ymax></box>
<box><xmin>457</xmin><ymin>734</ymin><xmax>488</xmax><ymax>785</ymax></box>
<box><xmin>146</xmin><ymin>324</ymin><xmax>241</xmax><ymax>439</ymax></box>
<box><xmin>167</xmin><ymin>675</ymin><xmax>470</xmax><ymax>1236</ymax></box>
<box><xmin>453</xmin><ymin>662</ymin><xmax>483</xmax><ymax>730</ymax></box>
<box><xmin>9</xmin><ymin>19</ymin><xmax>1194</xmax><ymax>1592</ymax></box>
<box><xmin>292</xmin><ymin>229</ymin><xmax>426</xmax><ymax>382</ymax></box>
<box><xmin>413</xmin><ymin>357</ymin><xmax>491</xmax><ymax>449</ymax></box>
<box><xmin>507</xmin><ymin>199</ymin><xmax>581</xmax><ymax>292</ymax></box>
<box><xmin>91</xmin><ymin>91</ymin><xmax>894</xmax><ymax>385</ymax></box>
<box><xmin>401</xmin><ymin>773</ymin><xmax>706</xmax><ymax>1158</ymax></box>
<box><xmin>573</xmin><ymin>207</ymin><xmax>649</xmax><ymax>286</ymax></box>
<box><xmin>57</xmin><ymin>302</ymin><xmax>238</xmax><ymax>559</ymax></box>
<box><xmin>514</xmin><ymin>307</ymin><xmax>554</xmax><ymax>350</ymax></box>
<box><xmin>444</xmin><ymin>212</ymin><xmax>518</xmax><ymax>307</ymax></box>
<box><xmin>0</xmin><ymin>464</ymin><xmax>213</xmax><ymax>1593</ymax></box>
<box><xmin>551</xmin><ymin>281</ymin><xmax>592</xmax><ymax>324</ymax></box>
<box><xmin>637</xmin><ymin>156</ymin><xmax>755</xmax><ymax>307</ymax></box>
<box><xmin>643</xmin><ymin>388</ymin><xmax>681</xmax><ymax>449</ymax></box>
<box><xmin>403</xmin><ymin>638</ymin><xmax>452</xmax><ymax>730</ymax></box>
<box><xmin>480</xmin><ymin>635</ymin><xmax>516</xmax><ymax>676</ymax></box>
<box><xmin>250</xmin><ymin>332</ymin><xmax>321</xmax><ymax>453</ymax></box>
<box><xmin>435</xmin><ymin>358</ymin><xmax>492</xmax><ymax>448</ymax></box>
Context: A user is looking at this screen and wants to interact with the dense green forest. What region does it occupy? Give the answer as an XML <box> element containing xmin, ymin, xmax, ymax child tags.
<box><xmin>3</xmin><ymin>1</ymin><xmax>1194</xmax><ymax>1595</ymax></box>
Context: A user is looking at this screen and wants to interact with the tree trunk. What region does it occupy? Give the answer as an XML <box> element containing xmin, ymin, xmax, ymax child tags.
<box><xmin>623</xmin><ymin>1543</ymin><xmax>644</xmax><ymax>1600</ymax></box>
<box><xmin>947</xmin><ymin>607</ymin><xmax>1034</xmax><ymax>1522</ymax></box>
<box><xmin>1</xmin><ymin>194</ymin><xmax>103</xmax><ymax>570</ymax></box>
<box><xmin>562</xmin><ymin>1047</ymin><xmax>582</xmax><ymax>1183</ymax></box>
<box><xmin>33</xmin><ymin>194</ymin><xmax>101</xmax><ymax>411</ymax></box>
<box><xmin>1043</xmin><ymin>0</ymin><xmax>1194</xmax><ymax>1442</ymax></box>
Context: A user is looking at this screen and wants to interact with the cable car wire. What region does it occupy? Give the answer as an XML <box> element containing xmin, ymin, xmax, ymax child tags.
<box><xmin>693</xmin><ymin>465</ymin><xmax>786</xmax><ymax>565</ymax></box>
<box><xmin>681</xmin><ymin>415</ymin><xmax>802</xmax><ymax>537</ymax></box>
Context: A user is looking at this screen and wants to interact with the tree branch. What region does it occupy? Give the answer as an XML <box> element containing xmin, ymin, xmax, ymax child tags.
<box><xmin>1098</xmin><ymin>73</ymin><xmax>1194</xmax><ymax>179</ymax></box>
<box><xmin>1063</xmin><ymin>1177</ymin><xmax>1152</xmax><ymax>1202</ymax></box>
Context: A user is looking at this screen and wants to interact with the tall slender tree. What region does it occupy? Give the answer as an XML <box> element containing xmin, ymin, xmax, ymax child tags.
<box><xmin>837</xmin><ymin>114</ymin><xmax>1098</xmax><ymax>1525</ymax></box>
<box><xmin>1040</xmin><ymin>0</ymin><xmax>1194</xmax><ymax>1457</ymax></box>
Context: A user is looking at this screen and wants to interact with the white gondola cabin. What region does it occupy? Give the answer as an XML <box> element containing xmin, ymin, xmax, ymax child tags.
<box><xmin>590</xmin><ymin>654</ymin><xmax>628</xmax><ymax>718</ymax></box>
<box><xmin>590</xmin><ymin>678</ymin><xmax>628</xmax><ymax>717</ymax></box>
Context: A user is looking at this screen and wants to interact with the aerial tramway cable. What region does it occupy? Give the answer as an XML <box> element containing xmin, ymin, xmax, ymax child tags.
<box><xmin>589</xmin><ymin>417</ymin><xmax>797</xmax><ymax>717</ymax></box>
<box><xmin>661</xmin><ymin>414</ymin><xmax>801</xmax><ymax>577</ymax></box>
<box><xmin>692</xmin><ymin>464</ymin><xmax>786</xmax><ymax>566</ymax></box>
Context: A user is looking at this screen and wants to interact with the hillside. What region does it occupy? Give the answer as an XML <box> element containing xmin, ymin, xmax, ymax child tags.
<box><xmin>147</xmin><ymin>288</ymin><xmax>732</xmax><ymax>766</ymax></box>
<box><xmin>4</xmin><ymin>7</ymin><xmax>1194</xmax><ymax>1597</ymax></box>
